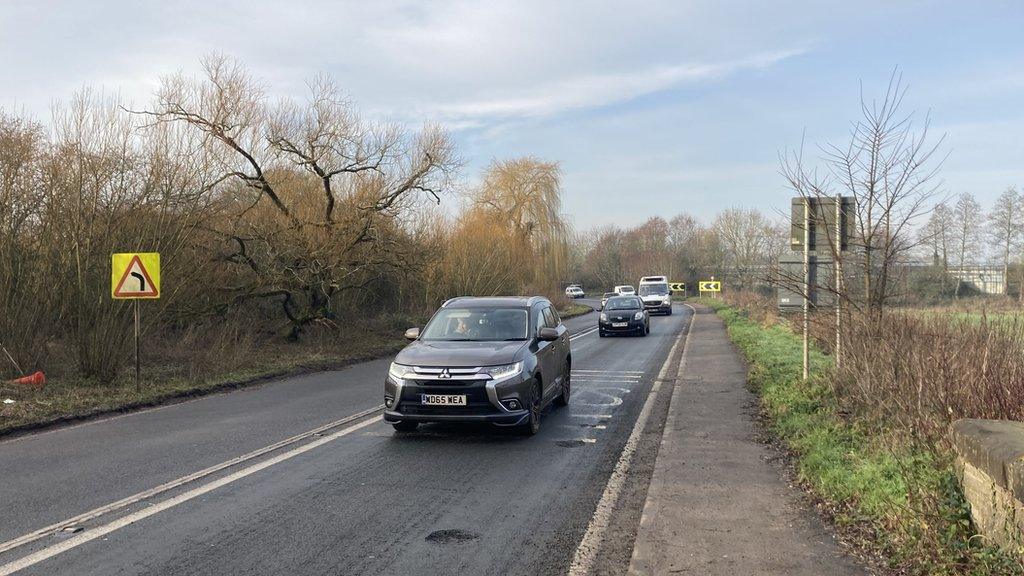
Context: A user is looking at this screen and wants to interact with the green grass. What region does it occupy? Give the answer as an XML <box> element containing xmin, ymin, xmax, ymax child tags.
<box><xmin>711</xmin><ymin>303</ymin><xmax>1023</xmax><ymax>575</ymax></box>
<box><xmin>558</xmin><ymin>302</ymin><xmax>593</xmax><ymax>319</ymax></box>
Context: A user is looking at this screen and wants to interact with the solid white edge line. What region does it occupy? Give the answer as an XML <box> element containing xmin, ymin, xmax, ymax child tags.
<box><xmin>0</xmin><ymin>415</ymin><xmax>380</xmax><ymax>576</ymax></box>
<box><xmin>567</xmin><ymin>305</ymin><xmax>692</xmax><ymax>576</ymax></box>
<box><xmin>0</xmin><ymin>405</ymin><xmax>384</xmax><ymax>557</ymax></box>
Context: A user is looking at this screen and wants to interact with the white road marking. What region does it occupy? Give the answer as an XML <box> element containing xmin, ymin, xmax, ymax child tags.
<box><xmin>0</xmin><ymin>406</ymin><xmax>383</xmax><ymax>565</ymax></box>
<box><xmin>570</xmin><ymin>414</ymin><xmax>613</xmax><ymax>420</ymax></box>
<box><xmin>569</xmin><ymin>326</ymin><xmax>599</xmax><ymax>340</ymax></box>
<box><xmin>572</xmin><ymin>370</ymin><xmax>645</xmax><ymax>375</ymax></box>
<box><xmin>568</xmin><ymin>306</ymin><xmax>692</xmax><ymax>576</ymax></box>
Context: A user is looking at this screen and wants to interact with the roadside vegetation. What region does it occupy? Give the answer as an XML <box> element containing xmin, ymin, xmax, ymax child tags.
<box><xmin>706</xmin><ymin>296</ymin><xmax>1024</xmax><ymax>575</ymax></box>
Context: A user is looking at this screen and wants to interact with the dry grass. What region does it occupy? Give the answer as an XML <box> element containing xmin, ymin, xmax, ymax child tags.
<box><xmin>0</xmin><ymin>317</ymin><xmax>412</xmax><ymax>436</ymax></box>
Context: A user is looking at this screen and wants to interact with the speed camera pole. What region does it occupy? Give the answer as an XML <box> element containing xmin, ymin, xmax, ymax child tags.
<box><xmin>802</xmin><ymin>198</ymin><xmax>810</xmax><ymax>381</ymax></box>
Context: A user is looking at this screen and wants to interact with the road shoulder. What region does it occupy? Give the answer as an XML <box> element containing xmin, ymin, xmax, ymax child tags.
<box><xmin>627</xmin><ymin>304</ymin><xmax>863</xmax><ymax>575</ymax></box>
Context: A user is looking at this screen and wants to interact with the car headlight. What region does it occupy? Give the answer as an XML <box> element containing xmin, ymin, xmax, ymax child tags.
<box><xmin>388</xmin><ymin>362</ymin><xmax>414</xmax><ymax>380</ymax></box>
<box><xmin>482</xmin><ymin>362</ymin><xmax>523</xmax><ymax>381</ymax></box>
<box><xmin>600</xmin><ymin>313</ymin><xmax>608</xmax><ymax>322</ymax></box>
<box><xmin>634</xmin><ymin>312</ymin><xmax>644</xmax><ymax>320</ymax></box>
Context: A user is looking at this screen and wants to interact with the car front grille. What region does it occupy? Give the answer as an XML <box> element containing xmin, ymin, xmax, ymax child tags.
<box><xmin>397</xmin><ymin>385</ymin><xmax>496</xmax><ymax>415</ymax></box>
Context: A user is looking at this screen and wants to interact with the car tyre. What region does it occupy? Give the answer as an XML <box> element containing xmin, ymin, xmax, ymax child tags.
<box><xmin>599</xmin><ymin>330</ymin><xmax>606</xmax><ymax>338</ymax></box>
<box><xmin>554</xmin><ymin>364</ymin><xmax>570</xmax><ymax>407</ymax></box>
<box><xmin>519</xmin><ymin>380</ymin><xmax>542</xmax><ymax>436</ymax></box>
<box><xmin>392</xmin><ymin>421</ymin><xmax>418</xmax><ymax>433</ymax></box>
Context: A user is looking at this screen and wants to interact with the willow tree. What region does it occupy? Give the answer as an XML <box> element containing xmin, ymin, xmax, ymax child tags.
<box><xmin>472</xmin><ymin>157</ymin><xmax>570</xmax><ymax>294</ymax></box>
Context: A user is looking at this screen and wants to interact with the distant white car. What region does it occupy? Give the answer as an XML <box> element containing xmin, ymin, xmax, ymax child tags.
<box><xmin>614</xmin><ymin>285</ymin><xmax>636</xmax><ymax>296</ymax></box>
<box><xmin>565</xmin><ymin>286</ymin><xmax>585</xmax><ymax>299</ymax></box>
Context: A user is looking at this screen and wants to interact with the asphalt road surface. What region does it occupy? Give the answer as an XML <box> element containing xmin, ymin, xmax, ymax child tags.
<box><xmin>0</xmin><ymin>300</ymin><xmax>692</xmax><ymax>576</ymax></box>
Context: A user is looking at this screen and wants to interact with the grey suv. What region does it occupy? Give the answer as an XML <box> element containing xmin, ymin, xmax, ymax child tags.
<box><xmin>383</xmin><ymin>296</ymin><xmax>572</xmax><ymax>435</ymax></box>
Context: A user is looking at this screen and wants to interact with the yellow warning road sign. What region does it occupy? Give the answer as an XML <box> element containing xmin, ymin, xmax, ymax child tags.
<box><xmin>698</xmin><ymin>280</ymin><xmax>721</xmax><ymax>293</ymax></box>
<box><xmin>112</xmin><ymin>253</ymin><xmax>160</xmax><ymax>299</ymax></box>
<box><xmin>669</xmin><ymin>282</ymin><xmax>686</xmax><ymax>292</ymax></box>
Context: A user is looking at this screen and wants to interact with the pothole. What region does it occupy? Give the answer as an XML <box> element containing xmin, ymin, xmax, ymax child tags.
<box><xmin>556</xmin><ymin>439</ymin><xmax>586</xmax><ymax>448</ymax></box>
<box><xmin>425</xmin><ymin>529</ymin><xmax>480</xmax><ymax>544</ymax></box>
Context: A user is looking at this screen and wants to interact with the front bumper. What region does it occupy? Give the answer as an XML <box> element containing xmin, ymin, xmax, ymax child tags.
<box><xmin>383</xmin><ymin>373</ymin><xmax>533</xmax><ymax>426</ymax></box>
<box><xmin>643</xmin><ymin>300</ymin><xmax>672</xmax><ymax>313</ymax></box>
<box><xmin>599</xmin><ymin>318</ymin><xmax>646</xmax><ymax>333</ymax></box>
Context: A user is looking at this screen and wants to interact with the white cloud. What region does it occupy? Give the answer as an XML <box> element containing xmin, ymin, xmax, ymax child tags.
<box><xmin>429</xmin><ymin>48</ymin><xmax>806</xmax><ymax>122</ymax></box>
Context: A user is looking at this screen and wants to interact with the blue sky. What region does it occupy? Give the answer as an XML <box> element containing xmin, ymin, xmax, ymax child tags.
<box><xmin>2</xmin><ymin>1</ymin><xmax>1022</xmax><ymax>229</ymax></box>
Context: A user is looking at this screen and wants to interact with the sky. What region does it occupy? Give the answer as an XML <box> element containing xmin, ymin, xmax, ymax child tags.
<box><xmin>2</xmin><ymin>0</ymin><xmax>1023</xmax><ymax>230</ymax></box>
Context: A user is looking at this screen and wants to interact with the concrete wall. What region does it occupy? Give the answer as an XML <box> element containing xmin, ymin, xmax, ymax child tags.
<box><xmin>951</xmin><ymin>419</ymin><xmax>1024</xmax><ymax>553</ymax></box>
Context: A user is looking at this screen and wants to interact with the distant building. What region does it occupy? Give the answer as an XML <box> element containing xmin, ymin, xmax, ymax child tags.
<box><xmin>948</xmin><ymin>265</ymin><xmax>1006</xmax><ymax>295</ymax></box>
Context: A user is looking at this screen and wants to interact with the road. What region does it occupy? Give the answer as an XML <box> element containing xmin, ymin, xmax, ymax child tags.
<box><xmin>0</xmin><ymin>300</ymin><xmax>692</xmax><ymax>576</ymax></box>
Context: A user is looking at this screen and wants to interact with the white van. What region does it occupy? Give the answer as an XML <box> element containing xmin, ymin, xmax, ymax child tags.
<box><xmin>613</xmin><ymin>285</ymin><xmax>636</xmax><ymax>296</ymax></box>
<box><xmin>638</xmin><ymin>275</ymin><xmax>672</xmax><ymax>315</ymax></box>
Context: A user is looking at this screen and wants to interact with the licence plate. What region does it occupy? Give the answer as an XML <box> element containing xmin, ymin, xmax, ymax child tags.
<box><xmin>612</xmin><ymin>322</ymin><xmax>628</xmax><ymax>327</ymax></box>
<box><xmin>421</xmin><ymin>394</ymin><xmax>467</xmax><ymax>406</ymax></box>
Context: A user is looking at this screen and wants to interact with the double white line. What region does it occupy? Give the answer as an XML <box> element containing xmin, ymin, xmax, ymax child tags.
<box><xmin>0</xmin><ymin>406</ymin><xmax>383</xmax><ymax>575</ymax></box>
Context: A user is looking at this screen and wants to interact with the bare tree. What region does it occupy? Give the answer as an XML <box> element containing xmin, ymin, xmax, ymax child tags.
<box><xmin>781</xmin><ymin>71</ymin><xmax>945</xmax><ymax>312</ymax></box>
<box><xmin>950</xmin><ymin>192</ymin><xmax>984</xmax><ymax>299</ymax></box>
<box><xmin>987</xmin><ymin>186</ymin><xmax>1022</xmax><ymax>296</ymax></box>
<box><xmin>137</xmin><ymin>55</ymin><xmax>458</xmax><ymax>338</ymax></box>
<box><xmin>918</xmin><ymin>203</ymin><xmax>954</xmax><ymax>292</ymax></box>
<box><xmin>713</xmin><ymin>208</ymin><xmax>781</xmax><ymax>289</ymax></box>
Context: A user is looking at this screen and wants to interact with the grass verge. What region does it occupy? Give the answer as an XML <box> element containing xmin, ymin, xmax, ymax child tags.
<box><xmin>0</xmin><ymin>330</ymin><xmax>408</xmax><ymax>438</ymax></box>
<box><xmin>706</xmin><ymin>300</ymin><xmax>1023</xmax><ymax>575</ymax></box>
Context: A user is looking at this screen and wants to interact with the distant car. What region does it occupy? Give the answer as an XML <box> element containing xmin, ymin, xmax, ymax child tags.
<box><xmin>600</xmin><ymin>291</ymin><xmax>617</xmax><ymax>309</ymax></box>
<box><xmin>565</xmin><ymin>286</ymin><xmax>585</xmax><ymax>299</ymax></box>
<box><xmin>614</xmin><ymin>285</ymin><xmax>636</xmax><ymax>296</ymax></box>
<box><xmin>599</xmin><ymin>296</ymin><xmax>649</xmax><ymax>337</ymax></box>
<box><xmin>384</xmin><ymin>296</ymin><xmax>572</xmax><ymax>435</ymax></box>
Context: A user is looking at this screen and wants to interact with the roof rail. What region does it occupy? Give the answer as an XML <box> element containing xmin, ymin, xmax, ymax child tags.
<box><xmin>441</xmin><ymin>296</ymin><xmax>467</xmax><ymax>308</ymax></box>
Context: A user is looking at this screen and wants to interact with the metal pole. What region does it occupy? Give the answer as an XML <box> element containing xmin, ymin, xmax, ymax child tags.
<box><xmin>834</xmin><ymin>194</ymin><xmax>842</xmax><ymax>371</ymax></box>
<box><xmin>134</xmin><ymin>299</ymin><xmax>141</xmax><ymax>393</ymax></box>
<box><xmin>803</xmin><ymin>198</ymin><xmax>810</xmax><ymax>381</ymax></box>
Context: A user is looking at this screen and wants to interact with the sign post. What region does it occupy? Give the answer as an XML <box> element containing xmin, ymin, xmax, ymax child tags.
<box><xmin>834</xmin><ymin>194</ymin><xmax>842</xmax><ymax>371</ymax></box>
<box><xmin>111</xmin><ymin>253</ymin><xmax>160</xmax><ymax>392</ymax></box>
<box><xmin>802</xmin><ymin>200</ymin><xmax>810</xmax><ymax>381</ymax></box>
<box><xmin>786</xmin><ymin>196</ymin><xmax>853</xmax><ymax>381</ymax></box>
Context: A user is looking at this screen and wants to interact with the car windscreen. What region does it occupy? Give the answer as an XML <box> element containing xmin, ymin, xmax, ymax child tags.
<box><xmin>420</xmin><ymin>307</ymin><xmax>529</xmax><ymax>341</ymax></box>
<box><xmin>605</xmin><ymin>297</ymin><xmax>641</xmax><ymax>310</ymax></box>
<box><xmin>618</xmin><ymin>286</ymin><xmax>635</xmax><ymax>293</ymax></box>
<box><xmin>639</xmin><ymin>283</ymin><xmax>669</xmax><ymax>296</ymax></box>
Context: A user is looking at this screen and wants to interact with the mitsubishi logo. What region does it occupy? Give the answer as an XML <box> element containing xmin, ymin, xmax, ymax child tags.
<box><xmin>438</xmin><ymin>368</ymin><xmax>451</xmax><ymax>379</ymax></box>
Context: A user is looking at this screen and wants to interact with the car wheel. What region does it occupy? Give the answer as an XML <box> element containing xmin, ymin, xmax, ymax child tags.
<box><xmin>667</xmin><ymin>308</ymin><xmax>673</xmax><ymax>316</ymax></box>
<box><xmin>519</xmin><ymin>380</ymin><xmax>542</xmax><ymax>436</ymax></box>
<box><xmin>392</xmin><ymin>421</ymin><xmax>418</xmax><ymax>433</ymax></box>
<box><xmin>645</xmin><ymin>323</ymin><xmax>651</xmax><ymax>335</ymax></box>
<box><xmin>599</xmin><ymin>330</ymin><xmax>606</xmax><ymax>337</ymax></box>
<box><xmin>555</xmin><ymin>364</ymin><xmax>570</xmax><ymax>407</ymax></box>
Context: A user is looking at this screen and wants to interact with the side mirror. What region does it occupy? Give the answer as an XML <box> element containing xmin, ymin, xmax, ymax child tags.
<box><xmin>537</xmin><ymin>327</ymin><xmax>559</xmax><ymax>341</ymax></box>
<box><xmin>404</xmin><ymin>327</ymin><xmax>420</xmax><ymax>341</ymax></box>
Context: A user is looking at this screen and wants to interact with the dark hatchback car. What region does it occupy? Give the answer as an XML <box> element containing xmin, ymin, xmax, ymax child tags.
<box><xmin>384</xmin><ymin>296</ymin><xmax>572</xmax><ymax>435</ymax></box>
<box><xmin>598</xmin><ymin>295</ymin><xmax>649</xmax><ymax>337</ymax></box>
